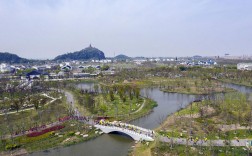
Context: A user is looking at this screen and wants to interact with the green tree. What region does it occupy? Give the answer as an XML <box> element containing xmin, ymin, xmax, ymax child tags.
<box><xmin>12</xmin><ymin>99</ymin><xmax>20</xmax><ymax>112</ymax></box>
<box><xmin>101</xmin><ymin>65</ymin><xmax>110</xmax><ymax>71</ymax></box>
<box><xmin>109</xmin><ymin>89</ymin><xmax>115</xmax><ymax>101</ymax></box>
<box><xmin>32</xmin><ymin>95</ymin><xmax>40</xmax><ymax>110</ymax></box>
<box><xmin>99</xmin><ymin>104</ymin><xmax>108</xmax><ymax>115</ymax></box>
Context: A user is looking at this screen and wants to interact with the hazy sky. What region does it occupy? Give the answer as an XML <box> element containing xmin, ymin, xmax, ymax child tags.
<box><xmin>0</xmin><ymin>0</ymin><xmax>252</xmax><ymax>59</ymax></box>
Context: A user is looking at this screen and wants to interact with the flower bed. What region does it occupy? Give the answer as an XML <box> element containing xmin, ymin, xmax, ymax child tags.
<box><xmin>27</xmin><ymin>125</ymin><xmax>65</xmax><ymax>137</ymax></box>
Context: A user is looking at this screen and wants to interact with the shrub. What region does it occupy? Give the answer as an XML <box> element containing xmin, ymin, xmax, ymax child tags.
<box><xmin>5</xmin><ymin>144</ymin><xmax>20</xmax><ymax>150</ymax></box>
<box><xmin>27</xmin><ymin>125</ymin><xmax>65</xmax><ymax>137</ymax></box>
<box><xmin>68</xmin><ymin>131</ymin><xmax>75</xmax><ymax>136</ymax></box>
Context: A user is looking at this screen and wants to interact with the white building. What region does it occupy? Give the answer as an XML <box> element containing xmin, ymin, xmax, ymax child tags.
<box><xmin>237</xmin><ymin>63</ymin><xmax>252</xmax><ymax>70</ymax></box>
<box><xmin>0</xmin><ymin>63</ymin><xmax>12</xmax><ymax>73</ymax></box>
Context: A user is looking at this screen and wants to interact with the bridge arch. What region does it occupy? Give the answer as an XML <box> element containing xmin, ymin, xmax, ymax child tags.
<box><xmin>108</xmin><ymin>131</ymin><xmax>135</xmax><ymax>140</ymax></box>
<box><xmin>95</xmin><ymin>124</ymin><xmax>154</xmax><ymax>141</ymax></box>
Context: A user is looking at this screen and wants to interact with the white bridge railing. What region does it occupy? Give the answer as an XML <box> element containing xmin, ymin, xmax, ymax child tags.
<box><xmin>95</xmin><ymin>123</ymin><xmax>154</xmax><ymax>141</ymax></box>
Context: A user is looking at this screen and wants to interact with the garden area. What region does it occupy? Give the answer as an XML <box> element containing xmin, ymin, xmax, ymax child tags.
<box><xmin>0</xmin><ymin>120</ymin><xmax>101</xmax><ymax>155</ymax></box>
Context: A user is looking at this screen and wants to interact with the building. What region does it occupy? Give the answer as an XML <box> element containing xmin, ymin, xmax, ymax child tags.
<box><xmin>0</xmin><ymin>63</ymin><xmax>12</xmax><ymax>73</ymax></box>
<box><xmin>237</xmin><ymin>63</ymin><xmax>252</xmax><ymax>70</ymax></box>
<box><xmin>26</xmin><ymin>70</ymin><xmax>49</xmax><ymax>80</ymax></box>
<box><xmin>73</xmin><ymin>72</ymin><xmax>90</xmax><ymax>78</ymax></box>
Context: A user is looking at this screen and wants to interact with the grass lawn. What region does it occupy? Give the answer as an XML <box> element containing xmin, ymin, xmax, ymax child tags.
<box><xmin>176</xmin><ymin>102</ymin><xmax>200</xmax><ymax>116</ymax></box>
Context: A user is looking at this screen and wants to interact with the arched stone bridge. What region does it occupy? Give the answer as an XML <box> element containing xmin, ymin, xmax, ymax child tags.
<box><xmin>94</xmin><ymin>121</ymin><xmax>154</xmax><ymax>141</ymax></box>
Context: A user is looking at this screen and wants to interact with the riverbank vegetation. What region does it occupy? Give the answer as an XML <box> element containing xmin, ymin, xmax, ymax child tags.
<box><xmin>133</xmin><ymin>77</ymin><xmax>234</xmax><ymax>95</ymax></box>
<box><xmin>67</xmin><ymin>82</ymin><xmax>157</xmax><ymax>121</ymax></box>
<box><xmin>140</xmin><ymin>91</ymin><xmax>252</xmax><ymax>155</ymax></box>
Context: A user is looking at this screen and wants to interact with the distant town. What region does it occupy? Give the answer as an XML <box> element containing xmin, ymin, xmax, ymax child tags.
<box><xmin>1</xmin><ymin>50</ymin><xmax>252</xmax><ymax>81</ymax></box>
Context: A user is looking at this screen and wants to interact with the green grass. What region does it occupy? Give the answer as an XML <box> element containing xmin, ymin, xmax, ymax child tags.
<box><xmin>151</xmin><ymin>143</ymin><xmax>249</xmax><ymax>156</ymax></box>
<box><xmin>213</xmin><ymin>129</ymin><xmax>252</xmax><ymax>140</ymax></box>
<box><xmin>176</xmin><ymin>102</ymin><xmax>200</xmax><ymax>116</ymax></box>
<box><xmin>123</xmin><ymin>99</ymin><xmax>157</xmax><ymax>122</ymax></box>
<box><xmin>158</xmin><ymin>130</ymin><xmax>188</xmax><ymax>138</ymax></box>
<box><xmin>95</xmin><ymin>94</ymin><xmax>144</xmax><ymax>117</ymax></box>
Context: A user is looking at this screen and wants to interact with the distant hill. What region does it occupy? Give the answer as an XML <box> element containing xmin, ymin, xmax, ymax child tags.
<box><xmin>54</xmin><ymin>45</ymin><xmax>106</xmax><ymax>61</ymax></box>
<box><xmin>0</xmin><ymin>52</ymin><xmax>28</xmax><ymax>63</ymax></box>
<box><xmin>114</xmin><ymin>54</ymin><xmax>130</xmax><ymax>60</ymax></box>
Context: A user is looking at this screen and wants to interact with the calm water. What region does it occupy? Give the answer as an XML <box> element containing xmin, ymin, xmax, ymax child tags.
<box><xmin>29</xmin><ymin>82</ymin><xmax>251</xmax><ymax>156</ymax></box>
<box><xmin>76</xmin><ymin>82</ymin><xmax>95</xmax><ymax>91</ymax></box>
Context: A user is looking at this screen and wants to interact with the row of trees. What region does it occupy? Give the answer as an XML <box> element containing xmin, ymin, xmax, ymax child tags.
<box><xmin>99</xmin><ymin>84</ymin><xmax>140</xmax><ymax>102</ymax></box>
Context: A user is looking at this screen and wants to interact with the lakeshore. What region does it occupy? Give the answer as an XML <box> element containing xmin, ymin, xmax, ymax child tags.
<box><xmin>131</xmin><ymin>82</ymin><xmax>252</xmax><ymax>156</ymax></box>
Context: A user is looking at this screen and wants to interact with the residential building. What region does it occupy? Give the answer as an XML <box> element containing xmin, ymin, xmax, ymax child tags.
<box><xmin>237</xmin><ymin>63</ymin><xmax>252</xmax><ymax>70</ymax></box>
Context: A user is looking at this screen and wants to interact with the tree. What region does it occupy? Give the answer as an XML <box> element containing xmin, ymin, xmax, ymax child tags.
<box><xmin>129</xmin><ymin>90</ymin><xmax>133</xmax><ymax>100</ymax></box>
<box><xmin>109</xmin><ymin>89</ymin><xmax>115</xmax><ymax>101</ymax></box>
<box><xmin>94</xmin><ymin>84</ymin><xmax>99</xmax><ymax>93</ymax></box>
<box><xmin>134</xmin><ymin>87</ymin><xmax>140</xmax><ymax>99</ymax></box>
<box><xmin>99</xmin><ymin>104</ymin><xmax>108</xmax><ymax>116</ymax></box>
<box><xmin>101</xmin><ymin>65</ymin><xmax>110</xmax><ymax>71</ymax></box>
<box><xmin>32</xmin><ymin>95</ymin><xmax>40</xmax><ymax>110</ymax></box>
<box><xmin>40</xmin><ymin>97</ymin><xmax>47</xmax><ymax>107</ymax></box>
<box><xmin>12</xmin><ymin>99</ymin><xmax>20</xmax><ymax>112</ymax></box>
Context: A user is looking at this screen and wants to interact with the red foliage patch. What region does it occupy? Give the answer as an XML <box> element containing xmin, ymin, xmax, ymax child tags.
<box><xmin>27</xmin><ymin>125</ymin><xmax>65</xmax><ymax>137</ymax></box>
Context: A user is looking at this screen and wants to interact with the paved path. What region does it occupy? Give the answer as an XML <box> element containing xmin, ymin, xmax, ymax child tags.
<box><xmin>63</xmin><ymin>90</ymin><xmax>81</xmax><ymax>117</ymax></box>
<box><xmin>159</xmin><ymin>136</ymin><xmax>250</xmax><ymax>147</ymax></box>
<box><xmin>132</xmin><ymin>99</ymin><xmax>146</xmax><ymax>114</ymax></box>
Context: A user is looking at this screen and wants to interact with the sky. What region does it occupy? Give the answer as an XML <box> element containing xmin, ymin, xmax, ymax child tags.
<box><xmin>0</xmin><ymin>0</ymin><xmax>252</xmax><ymax>59</ymax></box>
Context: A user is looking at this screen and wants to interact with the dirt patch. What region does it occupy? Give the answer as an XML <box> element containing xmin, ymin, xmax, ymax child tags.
<box><xmin>61</xmin><ymin>136</ymin><xmax>79</xmax><ymax>145</ymax></box>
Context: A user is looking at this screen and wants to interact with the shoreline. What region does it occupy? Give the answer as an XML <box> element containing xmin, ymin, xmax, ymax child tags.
<box><xmin>218</xmin><ymin>79</ymin><xmax>252</xmax><ymax>88</ymax></box>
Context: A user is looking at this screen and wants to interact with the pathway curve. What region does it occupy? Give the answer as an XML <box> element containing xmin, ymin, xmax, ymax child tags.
<box><xmin>131</xmin><ymin>99</ymin><xmax>146</xmax><ymax>114</ymax></box>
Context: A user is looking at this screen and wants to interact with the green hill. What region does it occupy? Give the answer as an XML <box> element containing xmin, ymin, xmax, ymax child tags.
<box><xmin>54</xmin><ymin>45</ymin><xmax>106</xmax><ymax>61</ymax></box>
<box><xmin>0</xmin><ymin>52</ymin><xmax>28</xmax><ymax>63</ymax></box>
<box><xmin>114</xmin><ymin>54</ymin><xmax>130</xmax><ymax>60</ymax></box>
